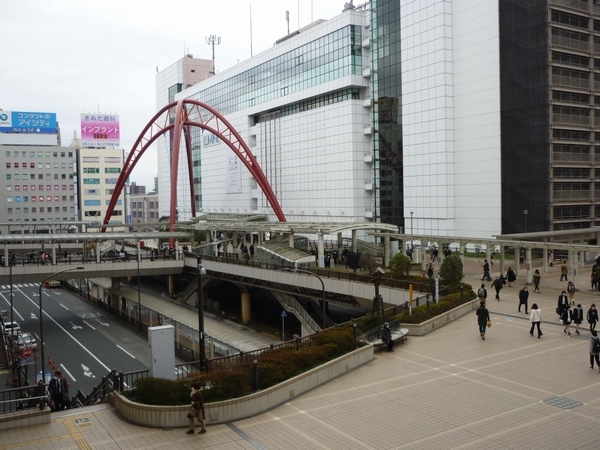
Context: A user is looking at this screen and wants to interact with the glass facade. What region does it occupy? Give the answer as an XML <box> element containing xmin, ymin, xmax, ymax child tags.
<box><xmin>371</xmin><ymin>0</ymin><xmax>403</xmax><ymax>229</ymax></box>
<box><xmin>190</xmin><ymin>26</ymin><xmax>362</xmax><ymax>117</ymax></box>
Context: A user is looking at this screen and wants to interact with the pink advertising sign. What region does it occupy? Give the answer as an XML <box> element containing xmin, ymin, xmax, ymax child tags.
<box><xmin>80</xmin><ymin>113</ymin><xmax>120</xmax><ymax>148</ymax></box>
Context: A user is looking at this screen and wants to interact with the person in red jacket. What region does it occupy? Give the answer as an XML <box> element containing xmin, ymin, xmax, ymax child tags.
<box><xmin>186</xmin><ymin>383</ymin><xmax>207</xmax><ymax>435</ymax></box>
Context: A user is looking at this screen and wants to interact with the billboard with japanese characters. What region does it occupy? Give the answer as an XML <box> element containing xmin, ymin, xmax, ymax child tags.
<box><xmin>80</xmin><ymin>113</ymin><xmax>120</xmax><ymax>148</ymax></box>
<box><xmin>0</xmin><ymin>111</ymin><xmax>58</xmax><ymax>134</ymax></box>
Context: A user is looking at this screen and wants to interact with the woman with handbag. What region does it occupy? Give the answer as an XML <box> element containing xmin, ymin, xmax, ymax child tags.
<box><xmin>561</xmin><ymin>304</ymin><xmax>573</xmax><ymax>336</ymax></box>
<box><xmin>529</xmin><ymin>303</ymin><xmax>543</xmax><ymax>338</ymax></box>
<box><xmin>590</xmin><ymin>330</ymin><xmax>600</xmax><ymax>371</ymax></box>
<box><xmin>186</xmin><ymin>383</ymin><xmax>207</xmax><ymax>435</ymax></box>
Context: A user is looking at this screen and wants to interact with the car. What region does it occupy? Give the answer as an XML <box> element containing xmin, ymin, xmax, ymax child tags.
<box><xmin>0</xmin><ymin>309</ymin><xmax>9</xmax><ymax>323</ymax></box>
<box><xmin>43</xmin><ymin>279</ymin><xmax>61</xmax><ymax>289</ymax></box>
<box><xmin>16</xmin><ymin>333</ymin><xmax>37</xmax><ymax>350</ymax></box>
<box><xmin>3</xmin><ymin>321</ymin><xmax>21</xmax><ymax>336</ymax></box>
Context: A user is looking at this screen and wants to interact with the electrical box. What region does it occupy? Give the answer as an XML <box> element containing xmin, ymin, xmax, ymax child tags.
<box><xmin>148</xmin><ymin>325</ymin><xmax>175</xmax><ymax>380</ymax></box>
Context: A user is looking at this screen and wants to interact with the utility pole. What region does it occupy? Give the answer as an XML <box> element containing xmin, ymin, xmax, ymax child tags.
<box><xmin>205</xmin><ymin>34</ymin><xmax>221</xmax><ymax>76</ymax></box>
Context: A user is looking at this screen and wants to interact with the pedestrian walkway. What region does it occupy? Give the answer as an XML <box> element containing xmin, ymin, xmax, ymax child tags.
<box><xmin>3</xmin><ymin>258</ymin><xmax>600</xmax><ymax>449</ymax></box>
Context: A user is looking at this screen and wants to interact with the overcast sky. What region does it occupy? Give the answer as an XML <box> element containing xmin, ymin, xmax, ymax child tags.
<box><xmin>1</xmin><ymin>0</ymin><xmax>348</xmax><ymax>190</ymax></box>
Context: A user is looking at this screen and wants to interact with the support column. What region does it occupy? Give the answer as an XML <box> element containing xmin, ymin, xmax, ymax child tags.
<box><xmin>383</xmin><ymin>233</ymin><xmax>390</xmax><ymax>269</ymax></box>
<box><xmin>168</xmin><ymin>275</ymin><xmax>175</xmax><ymax>296</ymax></box>
<box><xmin>459</xmin><ymin>242</ymin><xmax>465</xmax><ymax>265</ymax></box>
<box><xmin>573</xmin><ymin>251</ymin><xmax>579</xmax><ymax>289</ymax></box>
<box><xmin>542</xmin><ymin>245</ymin><xmax>548</xmax><ymax>273</ymax></box>
<box><xmin>51</xmin><ymin>242</ymin><xmax>56</xmax><ymax>265</ymax></box>
<box><xmin>337</xmin><ymin>232</ymin><xmax>343</xmax><ymax>259</ymax></box>
<box><xmin>526</xmin><ymin>248</ymin><xmax>532</xmax><ymax>285</ymax></box>
<box><xmin>289</xmin><ymin>233</ymin><xmax>294</xmax><ymax>248</ymax></box>
<box><xmin>110</xmin><ymin>277</ymin><xmax>120</xmax><ymax>311</ymax></box>
<box><xmin>499</xmin><ymin>244</ymin><xmax>505</xmax><ymax>275</ymax></box>
<box><xmin>485</xmin><ymin>244</ymin><xmax>491</xmax><ymax>271</ymax></box>
<box><xmin>580</xmin><ymin>250</ymin><xmax>585</xmax><ymax>267</ymax></box>
<box><xmin>96</xmin><ymin>241</ymin><xmax>101</xmax><ymax>264</ymax></box>
<box><xmin>318</xmin><ymin>233</ymin><xmax>325</xmax><ymax>268</ymax></box>
<box><xmin>352</xmin><ymin>230</ymin><xmax>357</xmax><ymax>253</ymax></box>
<box><xmin>137</xmin><ymin>241</ymin><xmax>141</xmax><ymax>263</ymax></box>
<box><xmin>569</xmin><ymin>249</ymin><xmax>574</xmax><ymax>270</ymax></box>
<box><xmin>241</xmin><ymin>289</ymin><xmax>251</xmax><ymax>324</ymax></box>
<box><xmin>515</xmin><ymin>248</ymin><xmax>520</xmax><ymax>278</ymax></box>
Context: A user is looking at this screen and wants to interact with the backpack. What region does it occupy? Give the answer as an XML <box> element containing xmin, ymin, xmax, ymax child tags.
<box><xmin>568</xmin><ymin>284</ymin><xmax>576</xmax><ymax>293</ymax></box>
<box><xmin>593</xmin><ymin>338</ymin><xmax>600</xmax><ymax>354</ymax></box>
<box><xmin>478</xmin><ymin>288</ymin><xmax>486</xmax><ymax>298</ymax></box>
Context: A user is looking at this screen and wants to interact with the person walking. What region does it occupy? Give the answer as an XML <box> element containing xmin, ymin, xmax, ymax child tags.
<box><xmin>548</xmin><ymin>249</ymin><xmax>554</xmax><ymax>267</ymax></box>
<box><xmin>432</xmin><ymin>247</ymin><xmax>439</xmax><ymax>263</ymax></box>
<box><xmin>529</xmin><ymin>303</ymin><xmax>543</xmax><ymax>338</ymax></box>
<box><xmin>186</xmin><ymin>383</ymin><xmax>207</xmax><ymax>434</ymax></box>
<box><xmin>381</xmin><ymin>322</ymin><xmax>394</xmax><ymax>352</ymax></box>
<box><xmin>573</xmin><ymin>303</ymin><xmax>584</xmax><ymax>335</ymax></box>
<box><xmin>592</xmin><ymin>263</ymin><xmax>598</xmax><ymax>290</ymax></box>
<box><xmin>533</xmin><ymin>269</ymin><xmax>541</xmax><ymax>293</ymax></box>
<box><xmin>561</xmin><ymin>304</ymin><xmax>572</xmax><ymax>336</ymax></box>
<box><xmin>519</xmin><ymin>250</ymin><xmax>524</xmax><ymax>265</ymax></box>
<box><xmin>567</xmin><ymin>281</ymin><xmax>576</xmax><ymax>305</ymax></box>
<box><xmin>590</xmin><ymin>330</ymin><xmax>600</xmax><ymax>371</ymax></box>
<box><xmin>506</xmin><ymin>267</ymin><xmax>516</xmax><ymax>287</ymax></box>
<box><xmin>587</xmin><ymin>304</ymin><xmax>598</xmax><ymax>332</ymax></box>
<box><xmin>477</xmin><ymin>284</ymin><xmax>488</xmax><ymax>303</ymax></box>
<box><xmin>560</xmin><ymin>262</ymin><xmax>568</xmax><ymax>281</ymax></box>
<box><xmin>48</xmin><ymin>370</ymin><xmax>68</xmax><ymax>411</ymax></box>
<box><xmin>518</xmin><ymin>286</ymin><xmax>529</xmax><ymax>314</ymax></box>
<box><xmin>557</xmin><ymin>291</ymin><xmax>569</xmax><ymax>317</ymax></box>
<box><xmin>482</xmin><ymin>260</ymin><xmax>491</xmax><ymax>281</ymax></box>
<box><xmin>491</xmin><ymin>276</ymin><xmax>503</xmax><ymax>300</ymax></box>
<box><xmin>476</xmin><ymin>301</ymin><xmax>490</xmax><ymax>340</ymax></box>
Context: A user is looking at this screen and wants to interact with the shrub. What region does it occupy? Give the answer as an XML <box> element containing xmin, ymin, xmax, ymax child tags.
<box><xmin>439</xmin><ymin>254</ymin><xmax>463</xmax><ymax>284</ymax></box>
<box><xmin>389</xmin><ymin>253</ymin><xmax>412</xmax><ymax>278</ymax></box>
<box><xmin>359</xmin><ymin>251</ymin><xmax>378</xmax><ymax>274</ymax></box>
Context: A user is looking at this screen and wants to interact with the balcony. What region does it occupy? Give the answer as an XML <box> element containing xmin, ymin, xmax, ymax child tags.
<box><xmin>553</xmin><ymin>0</ymin><xmax>589</xmax><ymax>12</ymax></box>
<box><xmin>553</xmin><ymin>192</ymin><xmax>591</xmax><ymax>202</ymax></box>
<box><xmin>551</xmin><ymin>34</ymin><xmax>589</xmax><ymax>52</ymax></box>
<box><xmin>553</xmin><ymin>113</ymin><xmax>590</xmax><ymax>126</ymax></box>
<box><xmin>552</xmin><ymin>153</ymin><xmax>591</xmax><ymax>164</ymax></box>
<box><xmin>552</xmin><ymin>74</ymin><xmax>589</xmax><ymax>90</ymax></box>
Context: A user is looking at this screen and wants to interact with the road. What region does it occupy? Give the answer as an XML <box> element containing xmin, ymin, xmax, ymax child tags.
<box><xmin>1</xmin><ymin>282</ymin><xmax>149</xmax><ymax>396</ymax></box>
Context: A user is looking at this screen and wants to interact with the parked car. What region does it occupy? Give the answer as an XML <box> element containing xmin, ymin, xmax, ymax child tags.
<box><xmin>0</xmin><ymin>309</ymin><xmax>9</xmax><ymax>323</ymax></box>
<box><xmin>16</xmin><ymin>333</ymin><xmax>37</xmax><ymax>350</ymax></box>
<box><xmin>43</xmin><ymin>279</ymin><xmax>61</xmax><ymax>289</ymax></box>
<box><xmin>3</xmin><ymin>321</ymin><xmax>21</xmax><ymax>335</ymax></box>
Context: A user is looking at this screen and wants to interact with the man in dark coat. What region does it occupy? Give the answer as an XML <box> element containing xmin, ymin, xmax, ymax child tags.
<box><xmin>48</xmin><ymin>370</ymin><xmax>68</xmax><ymax>411</ymax></box>
<box><xmin>476</xmin><ymin>301</ymin><xmax>490</xmax><ymax>340</ymax></box>
<box><xmin>381</xmin><ymin>322</ymin><xmax>394</xmax><ymax>352</ymax></box>
<box><xmin>518</xmin><ymin>286</ymin><xmax>529</xmax><ymax>314</ymax></box>
<box><xmin>491</xmin><ymin>276</ymin><xmax>503</xmax><ymax>300</ymax></box>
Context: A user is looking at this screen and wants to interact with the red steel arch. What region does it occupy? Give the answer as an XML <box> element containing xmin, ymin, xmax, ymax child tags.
<box><xmin>101</xmin><ymin>98</ymin><xmax>287</xmax><ymax>236</ymax></box>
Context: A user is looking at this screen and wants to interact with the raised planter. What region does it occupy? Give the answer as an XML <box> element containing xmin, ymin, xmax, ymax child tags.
<box><xmin>403</xmin><ymin>299</ymin><xmax>478</xmax><ymax>336</ymax></box>
<box><xmin>110</xmin><ymin>344</ymin><xmax>374</xmax><ymax>428</ymax></box>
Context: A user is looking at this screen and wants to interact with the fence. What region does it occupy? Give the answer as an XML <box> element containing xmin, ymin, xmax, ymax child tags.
<box><xmin>0</xmin><ymin>384</ymin><xmax>46</xmax><ymax>414</ymax></box>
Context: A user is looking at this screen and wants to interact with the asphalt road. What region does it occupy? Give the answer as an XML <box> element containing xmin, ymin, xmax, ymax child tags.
<box><xmin>1</xmin><ymin>283</ymin><xmax>149</xmax><ymax>396</ymax></box>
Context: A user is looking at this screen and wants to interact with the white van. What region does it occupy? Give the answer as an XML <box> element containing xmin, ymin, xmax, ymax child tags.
<box><xmin>3</xmin><ymin>321</ymin><xmax>21</xmax><ymax>335</ymax></box>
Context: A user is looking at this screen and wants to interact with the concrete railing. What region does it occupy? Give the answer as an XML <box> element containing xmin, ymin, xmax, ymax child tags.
<box><xmin>403</xmin><ymin>299</ymin><xmax>479</xmax><ymax>336</ymax></box>
<box><xmin>110</xmin><ymin>344</ymin><xmax>374</xmax><ymax>428</ymax></box>
<box><xmin>0</xmin><ymin>409</ymin><xmax>51</xmax><ymax>431</ymax></box>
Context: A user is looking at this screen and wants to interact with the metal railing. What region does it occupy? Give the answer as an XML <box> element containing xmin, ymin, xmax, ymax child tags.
<box><xmin>273</xmin><ymin>292</ymin><xmax>321</xmax><ymax>334</ymax></box>
<box><xmin>0</xmin><ymin>384</ymin><xmax>46</xmax><ymax>414</ymax></box>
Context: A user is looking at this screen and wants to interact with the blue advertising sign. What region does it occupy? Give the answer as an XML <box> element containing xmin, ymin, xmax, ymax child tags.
<box><xmin>0</xmin><ymin>111</ymin><xmax>58</xmax><ymax>134</ymax></box>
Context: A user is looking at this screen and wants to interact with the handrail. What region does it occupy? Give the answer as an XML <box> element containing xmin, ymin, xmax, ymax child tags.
<box><xmin>273</xmin><ymin>292</ymin><xmax>321</xmax><ymax>333</ymax></box>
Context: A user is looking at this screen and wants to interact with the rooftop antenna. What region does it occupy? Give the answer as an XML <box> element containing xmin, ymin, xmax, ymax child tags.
<box><xmin>286</xmin><ymin>10</ymin><xmax>290</xmax><ymax>35</ymax></box>
<box><xmin>298</xmin><ymin>0</ymin><xmax>300</xmax><ymax>29</ymax></box>
<box><xmin>205</xmin><ymin>34</ymin><xmax>221</xmax><ymax>75</ymax></box>
<box><xmin>250</xmin><ymin>3</ymin><xmax>253</xmax><ymax>57</ymax></box>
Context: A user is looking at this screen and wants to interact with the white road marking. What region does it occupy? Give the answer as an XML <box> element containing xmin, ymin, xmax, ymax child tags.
<box><xmin>81</xmin><ymin>363</ymin><xmax>96</xmax><ymax>378</ymax></box>
<box><xmin>60</xmin><ymin>364</ymin><xmax>77</xmax><ymax>382</ymax></box>
<box><xmin>31</xmin><ymin>312</ymin><xmax>37</xmax><ymax>319</ymax></box>
<box><xmin>70</xmin><ymin>322</ymin><xmax>82</xmax><ymax>330</ymax></box>
<box><xmin>60</xmin><ymin>304</ymin><xmax>69</xmax><ymax>310</ymax></box>
<box><xmin>82</xmin><ymin>320</ymin><xmax>96</xmax><ymax>330</ymax></box>
<box><xmin>116</xmin><ymin>345</ymin><xmax>136</xmax><ymax>359</ymax></box>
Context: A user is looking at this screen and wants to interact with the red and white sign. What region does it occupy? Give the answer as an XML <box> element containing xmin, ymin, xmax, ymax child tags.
<box><xmin>22</xmin><ymin>347</ymin><xmax>33</xmax><ymax>358</ymax></box>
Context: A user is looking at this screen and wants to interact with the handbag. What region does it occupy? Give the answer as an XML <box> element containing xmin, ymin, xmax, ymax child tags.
<box><xmin>487</xmin><ymin>320</ymin><xmax>492</xmax><ymax>328</ymax></box>
<box><xmin>187</xmin><ymin>406</ymin><xmax>197</xmax><ymax>419</ymax></box>
<box><xmin>593</xmin><ymin>338</ymin><xmax>600</xmax><ymax>354</ymax></box>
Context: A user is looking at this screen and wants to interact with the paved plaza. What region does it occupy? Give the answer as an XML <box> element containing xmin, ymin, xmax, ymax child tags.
<box><xmin>2</xmin><ymin>257</ymin><xmax>600</xmax><ymax>449</ymax></box>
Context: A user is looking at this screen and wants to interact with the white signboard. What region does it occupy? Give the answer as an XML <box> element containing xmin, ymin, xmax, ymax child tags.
<box><xmin>226</xmin><ymin>155</ymin><xmax>242</xmax><ymax>194</ymax></box>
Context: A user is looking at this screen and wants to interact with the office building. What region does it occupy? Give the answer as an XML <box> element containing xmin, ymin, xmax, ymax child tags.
<box><xmin>130</xmin><ymin>192</ymin><xmax>160</xmax><ymax>228</ymax></box>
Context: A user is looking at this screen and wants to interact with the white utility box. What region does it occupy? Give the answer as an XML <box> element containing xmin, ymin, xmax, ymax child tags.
<box><xmin>148</xmin><ymin>325</ymin><xmax>175</xmax><ymax>380</ymax></box>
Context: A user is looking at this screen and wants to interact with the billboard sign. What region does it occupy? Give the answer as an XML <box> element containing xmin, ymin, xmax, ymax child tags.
<box><xmin>0</xmin><ymin>111</ymin><xmax>58</xmax><ymax>134</ymax></box>
<box><xmin>81</xmin><ymin>113</ymin><xmax>120</xmax><ymax>148</ymax></box>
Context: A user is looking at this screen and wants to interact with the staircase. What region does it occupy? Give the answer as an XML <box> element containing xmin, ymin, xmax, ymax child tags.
<box><xmin>0</xmin><ymin>336</ymin><xmax>8</xmax><ymax>371</ymax></box>
<box><xmin>272</xmin><ymin>292</ymin><xmax>322</xmax><ymax>335</ymax></box>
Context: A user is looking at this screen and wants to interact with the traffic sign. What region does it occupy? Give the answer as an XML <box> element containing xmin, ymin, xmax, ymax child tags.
<box><xmin>281</xmin><ymin>310</ymin><xmax>287</xmax><ymax>318</ymax></box>
<box><xmin>22</xmin><ymin>347</ymin><xmax>33</xmax><ymax>358</ymax></box>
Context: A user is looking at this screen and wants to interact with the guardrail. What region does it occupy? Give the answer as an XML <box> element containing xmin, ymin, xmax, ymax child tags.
<box><xmin>0</xmin><ymin>385</ymin><xmax>46</xmax><ymax>414</ymax></box>
<box><xmin>274</xmin><ymin>293</ymin><xmax>321</xmax><ymax>334</ymax></box>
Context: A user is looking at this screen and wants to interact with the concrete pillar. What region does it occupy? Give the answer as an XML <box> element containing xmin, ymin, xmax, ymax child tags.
<box><xmin>383</xmin><ymin>234</ymin><xmax>390</xmax><ymax>268</ymax></box>
<box><xmin>276</xmin><ymin>232</ymin><xmax>283</xmax><ymax>243</ymax></box>
<box><xmin>459</xmin><ymin>242</ymin><xmax>465</xmax><ymax>265</ymax></box>
<box><xmin>515</xmin><ymin>248</ymin><xmax>520</xmax><ymax>278</ymax></box>
<box><xmin>526</xmin><ymin>248</ymin><xmax>533</xmax><ymax>285</ymax></box>
<box><xmin>51</xmin><ymin>242</ymin><xmax>56</xmax><ymax>265</ymax></box>
<box><xmin>96</xmin><ymin>241</ymin><xmax>101</xmax><ymax>264</ymax></box>
<box><xmin>421</xmin><ymin>249</ymin><xmax>427</xmax><ymax>274</ymax></box>
<box><xmin>485</xmin><ymin>244</ymin><xmax>491</xmax><ymax>273</ymax></box>
<box><xmin>542</xmin><ymin>246</ymin><xmax>548</xmax><ymax>273</ymax></box>
<box><xmin>168</xmin><ymin>275</ymin><xmax>175</xmax><ymax>296</ymax></box>
<box><xmin>352</xmin><ymin>230</ymin><xmax>357</xmax><ymax>253</ymax></box>
<box><xmin>499</xmin><ymin>244</ymin><xmax>505</xmax><ymax>275</ymax></box>
<box><xmin>573</xmin><ymin>251</ymin><xmax>579</xmax><ymax>289</ymax></box>
<box><xmin>110</xmin><ymin>277</ymin><xmax>121</xmax><ymax>310</ymax></box>
<box><xmin>318</xmin><ymin>233</ymin><xmax>325</xmax><ymax>268</ymax></box>
<box><xmin>137</xmin><ymin>241</ymin><xmax>141</xmax><ymax>263</ymax></box>
<box><xmin>289</xmin><ymin>233</ymin><xmax>294</xmax><ymax>248</ymax></box>
<box><xmin>337</xmin><ymin>232</ymin><xmax>343</xmax><ymax>258</ymax></box>
<box><xmin>241</xmin><ymin>289</ymin><xmax>251</xmax><ymax>324</ymax></box>
<box><xmin>569</xmin><ymin>249</ymin><xmax>574</xmax><ymax>270</ymax></box>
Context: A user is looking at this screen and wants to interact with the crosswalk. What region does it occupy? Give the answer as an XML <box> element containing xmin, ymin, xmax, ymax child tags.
<box><xmin>1</xmin><ymin>283</ymin><xmax>41</xmax><ymax>289</ymax></box>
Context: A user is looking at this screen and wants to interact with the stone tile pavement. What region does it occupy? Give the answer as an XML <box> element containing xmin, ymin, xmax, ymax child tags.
<box><xmin>3</xmin><ymin>257</ymin><xmax>600</xmax><ymax>449</ymax></box>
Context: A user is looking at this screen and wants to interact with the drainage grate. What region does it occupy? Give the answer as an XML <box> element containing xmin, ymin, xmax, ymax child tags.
<box><xmin>543</xmin><ymin>396</ymin><xmax>583</xmax><ymax>410</ymax></box>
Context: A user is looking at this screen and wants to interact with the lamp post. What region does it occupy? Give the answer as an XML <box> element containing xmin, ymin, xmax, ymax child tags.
<box><xmin>523</xmin><ymin>209</ymin><xmax>528</xmax><ymax>233</ymax></box>
<box><xmin>281</xmin><ymin>268</ymin><xmax>326</xmax><ymax>329</ymax></box>
<box><xmin>39</xmin><ymin>266</ymin><xmax>83</xmax><ymax>385</ymax></box>
<box><xmin>197</xmin><ymin>260</ymin><xmax>207</xmax><ymax>371</ymax></box>
<box><xmin>137</xmin><ymin>250</ymin><xmax>141</xmax><ymax>331</ymax></box>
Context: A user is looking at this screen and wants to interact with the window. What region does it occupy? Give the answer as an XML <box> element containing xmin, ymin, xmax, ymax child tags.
<box><xmin>5</xmin><ymin>151</ymin><xmax>10</xmax><ymax>157</ymax></box>
<box><xmin>14</xmin><ymin>163</ymin><xmax>19</xmax><ymax>168</ymax></box>
<box><xmin>6</xmin><ymin>163</ymin><xmax>11</xmax><ymax>168</ymax></box>
<box><xmin>31</xmin><ymin>185</ymin><xmax>35</xmax><ymax>190</ymax></box>
<box><xmin>23</xmin><ymin>185</ymin><xmax>27</xmax><ymax>191</ymax></box>
<box><xmin>6</xmin><ymin>174</ymin><xmax>10</xmax><ymax>180</ymax></box>
<box><xmin>39</xmin><ymin>196</ymin><xmax>44</xmax><ymax>202</ymax></box>
<box><xmin>7</xmin><ymin>197</ymin><xmax>12</xmax><ymax>202</ymax></box>
<box><xmin>83</xmin><ymin>167</ymin><xmax>99</xmax><ymax>173</ymax></box>
<box><xmin>105</xmin><ymin>178</ymin><xmax>118</xmax><ymax>184</ymax></box>
<box><xmin>37</xmin><ymin>163</ymin><xmax>43</xmax><ymax>169</ymax></box>
<box><xmin>53</xmin><ymin>152</ymin><xmax>58</xmax><ymax>157</ymax></box>
<box><xmin>45</xmin><ymin>152</ymin><xmax>50</xmax><ymax>158</ymax></box>
<box><xmin>29</xmin><ymin>163</ymin><xmax>34</xmax><ymax>168</ymax></box>
<box><xmin>6</xmin><ymin>186</ymin><xmax>11</xmax><ymax>192</ymax></box>
<box><xmin>45</xmin><ymin>163</ymin><xmax>51</xmax><ymax>169</ymax></box>
<box><xmin>15</xmin><ymin>185</ymin><xmax>19</xmax><ymax>191</ymax></box>
<box><xmin>54</xmin><ymin>185</ymin><xmax>58</xmax><ymax>190</ymax></box>
<box><xmin>105</xmin><ymin>167</ymin><xmax>121</xmax><ymax>173</ymax></box>
<box><xmin>39</xmin><ymin>185</ymin><xmax>43</xmax><ymax>190</ymax></box>
<box><xmin>54</xmin><ymin>196</ymin><xmax>59</xmax><ymax>201</ymax></box>
<box><xmin>31</xmin><ymin>207</ymin><xmax>36</xmax><ymax>213</ymax></box>
<box><xmin>15</xmin><ymin>196</ymin><xmax>20</xmax><ymax>203</ymax></box>
<box><xmin>31</xmin><ymin>196</ymin><xmax>36</xmax><ymax>202</ymax></box>
<box><xmin>61</xmin><ymin>174</ymin><xmax>66</xmax><ymax>179</ymax></box>
<box><xmin>60</xmin><ymin>152</ymin><xmax>65</xmax><ymax>157</ymax></box>
<box><xmin>23</xmin><ymin>196</ymin><xmax>28</xmax><ymax>202</ymax></box>
<box><xmin>29</xmin><ymin>151</ymin><xmax>34</xmax><ymax>158</ymax></box>
<box><xmin>53</xmin><ymin>163</ymin><xmax>58</xmax><ymax>169</ymax></box>
<box><xmin>22</xmin><ymin>174</ymin><xmax>28</xmax><ymax>180</ymax></box>
<box><xmin>47</xmin><ymin>196</ymin><xmax>52</xmax><ymax>201</ymax></box>
<box><xmin>62</xmin><ymin>185</ymin><xmax>66</xmax><ymax>190</ymax></box>
<box><xmin>46</xmin><ymin>185</ymin><xmax>51</xmax><ymax>190</ymax></box>
<box><xmin>83</xmin><ymin>178</ymin><xmax>100</xmax><ymax>184</ymax></box>
<box><xmin>14</xmin><ymin>174</ymin><xmax>19</xmax><ymax>180</ymax></box>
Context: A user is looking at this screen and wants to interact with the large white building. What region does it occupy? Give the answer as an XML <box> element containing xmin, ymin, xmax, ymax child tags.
<box><xmin>160</xmin><ymin>0</ymin><xmax>600</xmax><ymax>239</ymax></box>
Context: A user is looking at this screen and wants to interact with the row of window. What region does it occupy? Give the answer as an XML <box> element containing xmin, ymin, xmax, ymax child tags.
<box><xmin>6</xmin><ymin>174</ymin><xmax>72</xmax><ymax>181</ymax></box>
<box><xmin>131</xmin><ymin>202</ymin><xmax>158</xmax><ymax>208</ymax></box>
<box><xmin>4</xmin><ymin>150</ymin><xmax>73</xmax><ymax>159</ymax></box>
<box><xmin>6</xmin><ymin>162</ymin><xmax>72</xmax><ymax>169</ymax></box>
<box><xmin>132</xmin><ymin>211</ymin><xmax>157</xmax><ymax>218</ymax></box>
<box><xmin>7</xmin><ymin>196</ymin><xmax>73</xmax><ymax>203</ymax></box>
<box><xmin>83</xmin><ymin>189</ymin><xmax>115</xmax><ymax>195</ymax></box>
<box><xmin>7</xmin><ymin>207</ymin><xmax>74</xmax><ymax>214</ymax></box>
<box><xmin>82</xmin><ymin>178</ymin><xmax>118</xmax><ymax>184</ymax></box>
<box><xmin>82</xmin><ymin>167</ymin><xmax>121</xmax><ymax>174</ymax></box>
<box><xmin>83</xmin><ymin>200</ymin><xmax>122</xmax><ymax>206</ymax></box>
<box><xmin>7</xmin><ymin>185</ymin><xmax>72</xmax><ymax>192</ymax></box>
<box><xmin>84</xmin><ymin>210</ymin><xmax>122</xmax><ymax>216</ymax></box>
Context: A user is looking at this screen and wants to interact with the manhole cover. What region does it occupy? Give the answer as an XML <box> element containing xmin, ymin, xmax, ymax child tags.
<box><xmin>543</xmin><ymin>396</ymin><xmax>583</xmax><ymax>410</ymax></box>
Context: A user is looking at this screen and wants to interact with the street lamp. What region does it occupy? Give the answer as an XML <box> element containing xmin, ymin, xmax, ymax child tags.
<box><xmin>523</xmin><ymin>209</ymin><xmax>528</xmax><ymax>233</ymax></box>
<box><xmin>280</xmin><ymin>268</ymin><xmax>326</xmax><ymax>329</ymax></box>
<box><xmin>197</xmin><ymin>260</ymin><xmax>207</xmax><ymax>371</ymax></box>
<box><xmin>137</xmin><ymin>250</ymin><xmax>141</xmax><ymax>331</ymax></box>
<box><xmin>38</xmin><ymin>266</ymin><xmax>83</xmax><ymax>385</ymax></box>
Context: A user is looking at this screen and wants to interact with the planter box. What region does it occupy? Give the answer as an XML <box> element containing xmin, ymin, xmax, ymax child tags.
<box><xmin>403</xmin><ymin>299</ymin><xmax>478</xmax><ymax>336</ymax></box>
<box><xmin>110</xmin><ymin>344</ymin><xmax>374</xmax><ymax>428</ymax></box>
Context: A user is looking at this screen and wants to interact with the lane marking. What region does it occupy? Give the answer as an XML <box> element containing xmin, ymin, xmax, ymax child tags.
<box><xmin>116</xmin><ymin>345</ymin><xmax>136</xmax><ymax>359</ymax></box>
<box><xmin>60</xmin><ymin>303</ymin><xmax>69</xmax><ymax>310</ymax></box>
<box><xmin>82</xmin><ymin>320</ymin><xmax>96</xmax><ymax>330</ymax></box>
<box><xmin>60</xmin><ymin>363</ymin><xmax>77</xmax><ymax>382</ymax></box>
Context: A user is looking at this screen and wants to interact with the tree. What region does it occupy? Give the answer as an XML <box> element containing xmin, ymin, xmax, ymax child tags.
<box><xmin>439</xmin><ymin>254</ymin><xmax>463</xmax><ymax>284</ymax></box>
<box><xmin>389</xmin><ymin>253</ymin><xmax>412</xmax><ymax>278</ymax></box>
<box><xmin>359</xmin><ymin>251</ymin><xmax>377</xmax><ymax>274</ymax></box>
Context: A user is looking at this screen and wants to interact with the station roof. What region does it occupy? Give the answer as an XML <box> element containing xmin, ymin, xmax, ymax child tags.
<box><xmin>496</xmin><ymin>227</ymin><xmax>600</xmax><ymax>240</ymax></box>
<box><xmin>182</xmin><ymin>221</ymin><xmax>399</xmax><ymax>235</ymax></box>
